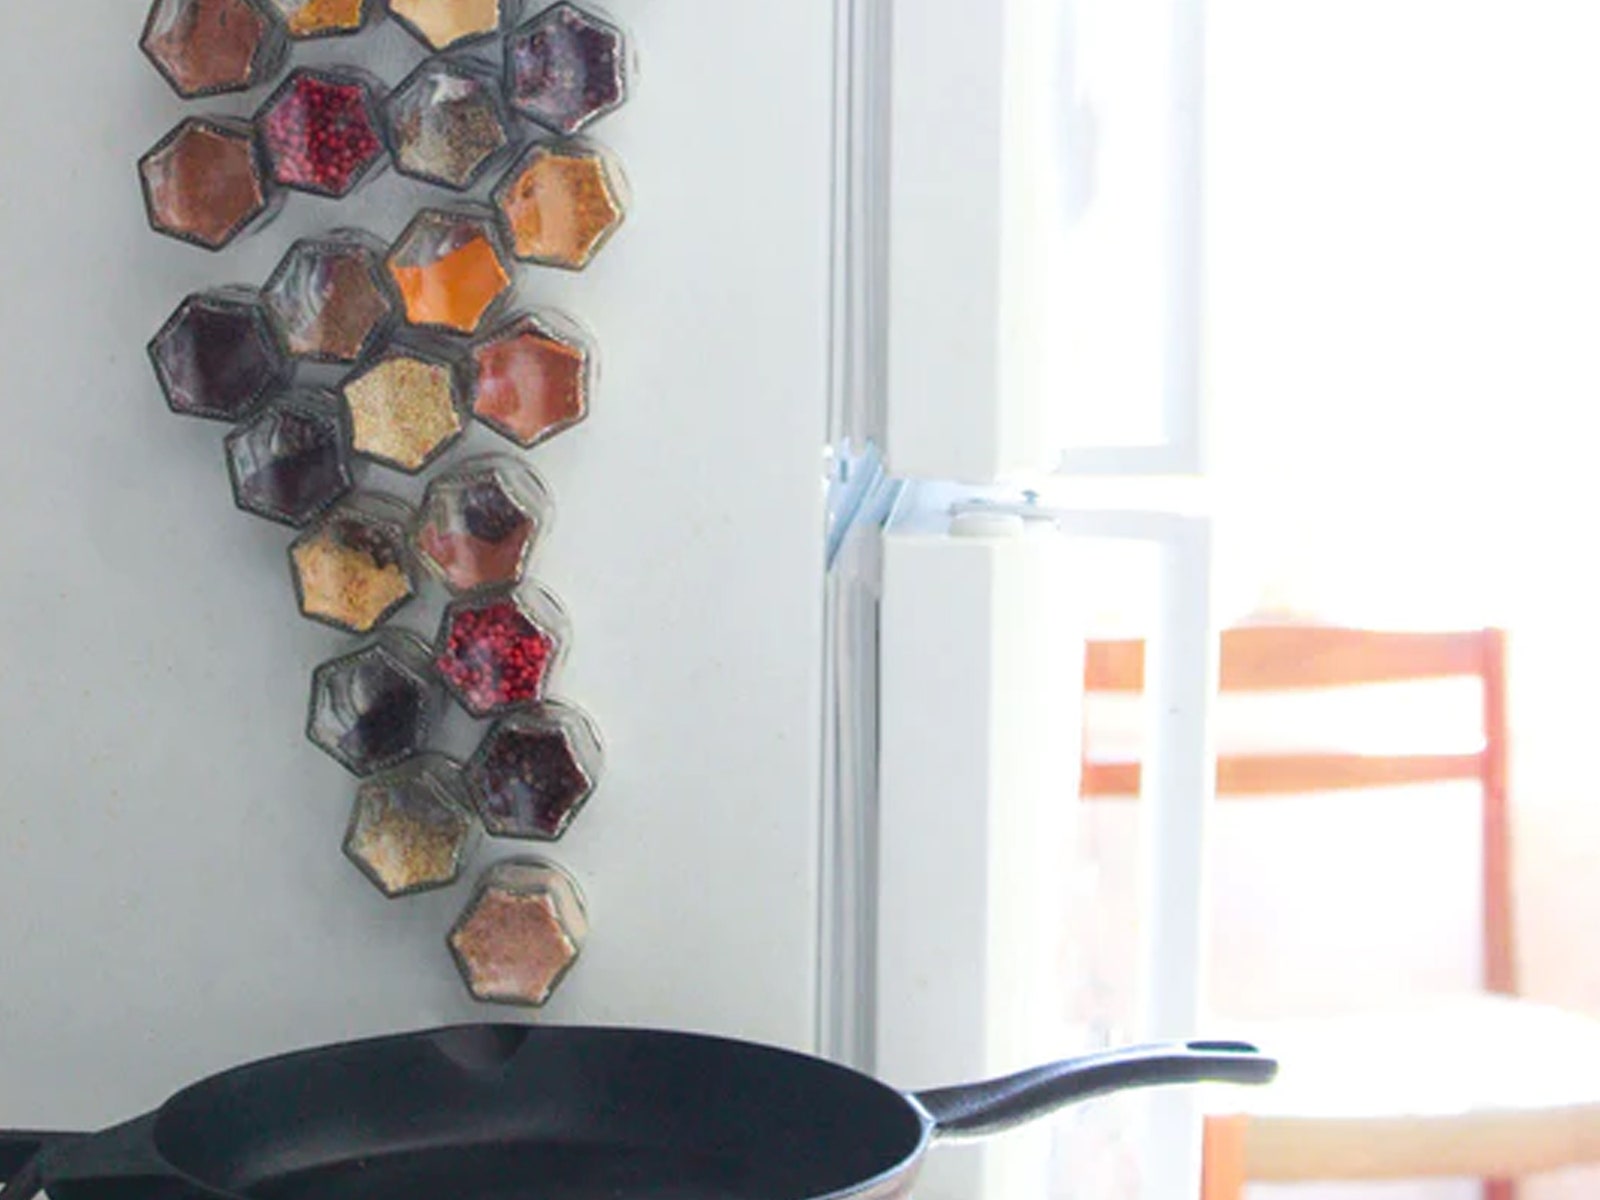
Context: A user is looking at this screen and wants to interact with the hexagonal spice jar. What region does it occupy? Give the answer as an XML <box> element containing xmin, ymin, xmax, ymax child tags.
<box><xmin>264</xmin><ymin>0</ymin><xmax>374</xmax><ymax>38</ymax></box>
<box><xmin>139</xmin><ymin>117</ymin><xmax>279</xmax><ymax>251</ymax></box>
<box><xmin>387</xmin><ymin>0</ymin><xmax>505</xmax><ymax>52</ymax></box>
<box><xmin>150</xmin><ymin>287</ymin><xmax>292</xmax><ymax>423</ymax></box>
<box><xmin>141</xmin><ymin>0</ymin><xmax>288</xmax><ymax>99</ymax></box>
<box><xmin>290</xmin><ymin>493</ymin><xmax>419</xmax><ymax>633</ymax></box>
<box><xmin>466</xmin><ymin>702</ymin><xmax>602</xmax><ymax>841</ymax></box>
<box><xmin>449</xmin><ymin>859</ymin><xmax>588</xmax><ymax>1007</ymax></box>
<box><xmin>344</xmin><ymin>755</ymin><xmax>479</xmax><ymax>898</ymax></box>
<box><xmin>263</xmin><ymin>231</ymin><xmax>396</xmax><ymax>365</ymax></box>
<box><xmin>340</xmin><ymin>341</ymin><xmax>467</xmax><ymax>474</ymax></box>
<box><xmin>226</xmin><ymin>390</ymin><xmax>354</xmax><ymax>527</ymax></box>
<box><xmin>413</xmin><ymin>455</ymin><xmax>553</xmax><ymax>594</ymax></box>
<box><xmin>469</xmin><ymin>311</ymin><xmax>593</xmax><ymax>449</ymax></box>
<box><xmin>308</xmin><ymin>630</ymin><xmax>440</xmax><ymax>777</ymax></box>
<box><xmin>492</xmin><ymin>141</ymin><xmax>626</xmax><ymax>270</ymax></box>
<box><xmin>505</xmin><ymin>2</ymin><xmax>630</xmax><ymax>137</ymax></box>
<box><xmin>386</xmin><ymin>207</ymin><xmax>514</xmax><ymax>338</ymax></box>
<box><xmin>385</xmin><ymin>57</ymin><xmax>514</xmax><ymax>193</ymax></box>
<box><xmin>434</xmin><ymin>584</ymin><xmax>569</xmax><ymax>719</ymax></box>
<box><xmin>256</xmin><ymin>67</ymin><xmax>387</xmax><ymax>198</ymax></box>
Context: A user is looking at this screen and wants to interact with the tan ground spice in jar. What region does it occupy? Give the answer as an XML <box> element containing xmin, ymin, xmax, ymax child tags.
<box><xmin>272</xmin><ymin>0</ymin><xmax>366</xmax><ymax>36</ymax></box>
<box><xmin>388</xmin><ymin>0</ymin><xmax>501</xmax><ymax>50</ymax></box>
<box><xmin>293</xmin><ymin>529</ymin><xmax>412</xmax><ymax>632</ymax></box>
<box><xmin>343</xmin><ymin>354</ymin><xmax>464</xmax><ymax>472</ymax></box>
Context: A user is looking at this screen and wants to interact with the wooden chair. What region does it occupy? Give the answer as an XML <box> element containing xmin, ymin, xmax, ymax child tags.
<box><xmin>1082</xmin><ymin>626</ymin><xmax>1600</xmax><ymax>1200</ymax></box>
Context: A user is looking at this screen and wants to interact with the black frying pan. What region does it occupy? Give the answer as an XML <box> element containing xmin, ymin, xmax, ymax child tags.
<box><xmin>1</xmin><ymin>1024</ymin><xmax>1275</xmax><ymax>1200</ymax></box>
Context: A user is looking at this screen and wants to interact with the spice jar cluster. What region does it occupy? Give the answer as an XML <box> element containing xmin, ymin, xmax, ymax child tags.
<box><xmin>139</xmin><ymin>0</ymin><xmax>634</xmax><ymax>1011</ymax></box>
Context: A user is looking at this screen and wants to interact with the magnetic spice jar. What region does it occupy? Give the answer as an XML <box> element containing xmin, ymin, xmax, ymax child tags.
<box><xmin>340</xmin><ymin>342</ymin><xmax>467</xmax><ymax>473</ymax></box>
<box><xmin>290</xmin><ymin>493</ymin><xmax>419</xmax><ymax>633</ymax></box>
<box><xmin>492</xmin><ymin>141</ymin><xmax>625</xmax><ymax>270</ymax></box>
<box><xmin>387</xmin><ymin>0</ymin><xmax>504</xmax><ymax>52</ymax></box>
<box><xmin>257</xmin><ymin>67</ymin><xmax>387</xmax><ymax>198</ymax></box>
<box><xmin>448</xmin><ymin>859</ymin><xmax>588</xmax><ymax>1008</ymax></box>
<box><xmin>386</xmin><ymin>207</ymin><xmax>514</xmax><ymax>337</ymax></box>
<box><xmin>505</xmin><ymin>2</ymin><xmax>630</xmax><ymax>136</ymax></box>
<box><xmin>141</xmin><ymin>0</ymin><xmax>288</xmax><ymax>99</ymax></box>
<box><xmin>263</xmin><ymin>231</ymin><xmax>395</xmax><ymax>365</ymax></box>
<box><xmin>226</xmin><ymin>390</ymin><xmax>354</xmax><ymax>526</ymax></box>
<box><xmin>413</xmin><ymin>456</ymin><xmax>552</xmax><ymax>594</ymax></box>
<box><xmin>386</xmin><ymin>58</ymin><xmax>514</xmax><ymax>193</ymax></box>
<box><xmin>466</xmin><ymin>702</ymin><xmax>602</xmax><ymax>841</ymax></box>
<box><xmin>434</xmin><ymin>584</ymin><xmax>569</xmax><ymax>718</ymax></box>
<box><xmin>307</xmin><ymin>630</ymin><xmax>440</xmax><ymax>776</ymax></box>
<box><xmin>140</xmin><ymin>117</ymin><xmax>277</xmax><ymax>251</ymax></box>
<box><xmin>344</xmin><ymin>755</ymin><xmax>479</xmax><ymax>898</ymax></box>
<box><xmin>150</xmin><ymin>288</ymin><xmax>292</xmax><ymax>422</ymax></box>
<box><xmin>469</xmin><ymin>312</ymin><xmax>592</xmax><ymax>448</ymax></box>
<box><xmin>265</xmin><ymin>0</ymin><xmax>372</xmax><ymax>38</ymax></box>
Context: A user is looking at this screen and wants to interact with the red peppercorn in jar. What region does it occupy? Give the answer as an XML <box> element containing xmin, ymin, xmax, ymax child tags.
<box><xmin>257</xmin><ymin>67</ymin><xmax>388</xmax><ymax>198</ymax></box>
<box><xmin>434</xmin><ymin>584</ymin><xmax>569</xmax><ymax>718</ymax></box>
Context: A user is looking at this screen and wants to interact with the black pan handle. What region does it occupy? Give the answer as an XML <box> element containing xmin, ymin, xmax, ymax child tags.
<box><xmin>913</xmin><ymin>1040</ymin><xmax>1277</xmax><ymax>1143</ymax></box>
<box><xmin>1</xmin><ymin>1132</ymin><xmax>74</xmax><ymax>1178</ymax></box>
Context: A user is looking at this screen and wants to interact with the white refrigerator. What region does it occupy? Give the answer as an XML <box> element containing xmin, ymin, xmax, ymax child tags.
<box><xmin>0</xmin><ymin>2</ymin><xmax>1220</xmax><ymax>1197</ymax></box>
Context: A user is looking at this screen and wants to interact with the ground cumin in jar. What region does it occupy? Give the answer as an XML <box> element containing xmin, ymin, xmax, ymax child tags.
<box><xmin>290</xmin><ymin>493</ymin><xmax>419</xmax><ymax>633</ymax></box>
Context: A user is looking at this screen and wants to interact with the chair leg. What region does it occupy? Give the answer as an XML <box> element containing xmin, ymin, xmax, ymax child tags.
<box><xmin>1486</xmin><ymin>1180</ymin><xmax>1516</xmax><ymax>1200</ymax></box>
<box><xmin>1201</xmin><ymin>1114</ymin><xmax>1248</xmax><ymax>1200</ymax></box>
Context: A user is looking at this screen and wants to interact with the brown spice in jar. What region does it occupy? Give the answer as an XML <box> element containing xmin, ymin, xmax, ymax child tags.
<box><xmin>143</xmin><ymin>0</ymin><xmax>271</xmax><ymax>96</ymax></box>
<box><xmin>496</xmin><ymin>148</ymin><xmax>622</xmax><ymax>268</ymax></box>
<box><xmin>142</xmin><ymin>122</ymin><xmax>267</xmax><ymax>249</ymax></box>
<box><xmin>293</xmin><ymin>526</ymin><xmax>412</xmax><ymax>632</ymax></box>
<box><xmin>449</xmin><ymin>888</ymin><xmax>576</xmax><ymax>1005</ymax></box>
<box><xmin>346</xmin><ymin>770</ymin><xmax>473</xmax><ymax>896</ymax></box>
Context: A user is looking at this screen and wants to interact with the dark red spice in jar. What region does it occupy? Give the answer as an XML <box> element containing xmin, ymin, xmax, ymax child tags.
<box><xmin>466</xmin><ymin>703</ymin><xmax>602</xmax><ymax>841</ymax></box>
<box><xmin>505</xmin><ymin>2</ymin><xmax>629</xmax><ymax>136</ymax></box>
<box><xmin>434</xmin><ymin>586</ymin><xmax>568</xmax><ymax>718</ymax></box>
<box><xmin>225</xmin><ymin>390</ymin><xmax>354</xmax><ymax>527</ymax></box>
<box><xmin>308</xmin><ymin>631</ymin><xmax>440</xmax><ymax>776</ymax></box>
<box><xmin>257</xmin><ymin>68</ymin><xmax>386</xmax><ymax>197</ymax></box>
<box><xmin>149</xmin><ymin>288</ymin><xmax>291</xmax><ymax>422</ymax></box>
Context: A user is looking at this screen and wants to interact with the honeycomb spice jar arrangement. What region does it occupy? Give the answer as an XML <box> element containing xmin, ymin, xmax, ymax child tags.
<box><xmin>137</xmin><ymin>0</ymin><xmax>636</xmax><ymax>1011</ymax></box>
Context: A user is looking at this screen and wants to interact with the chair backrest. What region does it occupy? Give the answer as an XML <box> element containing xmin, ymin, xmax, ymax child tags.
<box><xmin>1080</xmin><ymin>626</ymin><xmax>1514</xmax><ymax>994</ymax></box>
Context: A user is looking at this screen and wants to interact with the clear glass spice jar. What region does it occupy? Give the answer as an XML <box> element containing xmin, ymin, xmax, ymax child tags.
<box><xmin>263</xmin><ymin>230</ymin><xmax>396</xmax><ymax>365</ymax></box>
<box><xmin>468</xmin><ymin>311</ymin><xmax>594</xmax><ymax>449</ymax></box>
<box><xmin>307</xmin><ymin>629</ymin><xmax>441</xmax><ymax>777</ymax></box>
<box><xmin>387</xmin><ymin>0</ymin><xmax>505</xmax><ymax>52</ymax></box>
<box><xmin>256</xmin><ymin>66</ymin><xmax>388</xmax><ymax>199</ymax></box>
<box><xmin>448</xmin><ymin>858</ymin><xmax>589</xmax><ymax>1008</ymax></box>
<box><xmin>264</xmin><ymin>0</ymin><xmax>374</xmax><ymax>38</ymax></box>
<box><xmin>466</xmin><ymin>702</ymin><xmax>602</xmax><ymax>841</ymax></box>
<box><xmin>339</xmin><ymin>339</ymin><xmax>468</xmax><ymax>474</ymax></box>
<box><xmin>290</xmin><ymin>492</ymin><xmax>419</xmax><ymax>634</ymax></box>
<box><xmin>141</xmin><ymin>0</ymin><xmax>288</xmax><ymax>99</ymax></box>
<box><xmin>150</xmin><ymin>287</ymin><xmax>292</xmax><ymax>423</ymax></box>
<box><xmin>226</xmin><ymin>390</ymin><xmax>355</xmax><ymax>527</ymax></box>
<box><xmin>433</xmin><ymin>583</ymin><xmax>570</xmax><ymax>719</ymax></box>
<box><xmin>386</xmin><ymin>57</ymin><xmax>515</xmax><ymax>193</ymax></box>
<box><xmin>413</xmin><ymin>455</ymin><xmax>554</xmax><ymax>594</ymax></box>
<box><xmin>504</xmin><ymin>2</ymin><xmax>631</xmax><ymax>137</ymax></box>
<box><xmin>386</xmin><ymin>206</ymin><xmax>515</xmax><ymax>338</ymax></box>
<box><xmin>139</xmin><ymin>116</ymin><xmax>280</xmax><ymax>251</ymax></box>
<box><xmin>491</xmin><ymin>140</ymin><xmax>627</xmax><ymax>270</ymax></box>
<box><xmin>344</xmin><ymin>755</ymin><xmax>479</xmax><ymax>898</ymax></box>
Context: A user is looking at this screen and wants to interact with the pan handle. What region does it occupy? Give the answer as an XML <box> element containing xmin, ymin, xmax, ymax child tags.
<box><xmin>3</xmin><ymin>1133</ymin><xmax>78</xmax><ymax>1200</ymax></box>
<box><xmin>912</xmin><ymin>1040</ymin><xmax>1277</xmax><ymax>1143</ymax></box>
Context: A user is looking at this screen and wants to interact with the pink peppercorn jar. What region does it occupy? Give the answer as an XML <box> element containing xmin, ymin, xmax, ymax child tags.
<box><xmin>433</xmin><ymin>582</ymin><xmax>570</xmax><ymax>718</ymax></box>
<box><xmin>255</xmin><ymin>66</ymin><xmax>389</xmax><ymax>199</ymax></box>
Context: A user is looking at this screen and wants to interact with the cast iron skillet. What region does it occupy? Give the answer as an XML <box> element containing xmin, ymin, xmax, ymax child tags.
<box><xmin>0</xmin><ymin>1024</ymin><xmax>1275</xmax><ymax>1200</ymax></box>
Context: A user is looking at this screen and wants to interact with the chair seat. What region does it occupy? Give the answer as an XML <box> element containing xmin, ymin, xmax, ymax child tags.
<box><xmin>1211</xmin><ymin>994</ymin><xmax>1600</xmax><ymax>1180</ymax></box>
